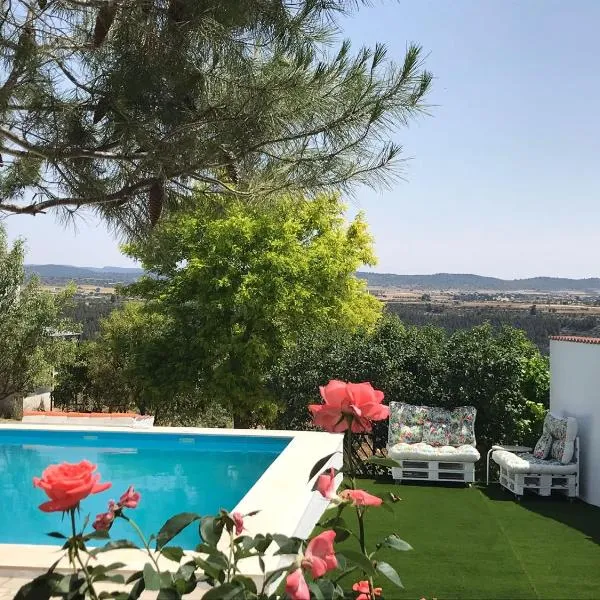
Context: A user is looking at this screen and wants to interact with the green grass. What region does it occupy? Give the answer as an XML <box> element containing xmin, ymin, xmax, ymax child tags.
<box><xmin>323</xmin><ymin>481</ymin><xmax>600</xmax><ymax>600</ymax></box>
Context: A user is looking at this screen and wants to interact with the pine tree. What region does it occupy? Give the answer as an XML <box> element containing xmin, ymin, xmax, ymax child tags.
<box><xmin>0</xmin><ymin>1</ymin><xmax>431</xmax><ymax>232</ymax></box>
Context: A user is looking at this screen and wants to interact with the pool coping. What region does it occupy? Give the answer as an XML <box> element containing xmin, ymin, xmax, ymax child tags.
<box><xmin>0</xmin><ymin>424</ymin><xmax>343</xmax><ymax>590</ymax></box>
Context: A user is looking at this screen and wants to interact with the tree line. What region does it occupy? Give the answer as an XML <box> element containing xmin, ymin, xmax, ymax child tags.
<box><xmin>386</xmin><ymin>302</ymin><xmax>598</xmax><ymax>354</ymax></box>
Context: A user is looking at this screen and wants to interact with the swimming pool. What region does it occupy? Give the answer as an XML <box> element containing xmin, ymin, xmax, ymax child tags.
<box><xmin>0</xmin><ymin>424</ymin><xmax>343</xmax><ymax>585</ymax></box>
<box><xmin>0</xmin><ymin>428</ymin><xmax>290</xmax><ymax>549</ymax></box>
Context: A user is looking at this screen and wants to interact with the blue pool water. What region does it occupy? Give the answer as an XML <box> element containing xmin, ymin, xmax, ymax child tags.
<box><xmin>0</xmin><ymin>429</ymin><xmax>290</xmax><ymax>549</ymax></box>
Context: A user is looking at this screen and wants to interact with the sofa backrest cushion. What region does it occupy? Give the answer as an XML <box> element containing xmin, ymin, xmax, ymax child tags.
<box><xmin>388</xmin><ymin>402</ymin><xmax>477</xmax><ymax>447</ymax></box>
<box><xmin>448</xmin><ymin>406</ymin><xmax>477</xmax><ymax>446</ymax></box>
<box><xmin>543</xmin><ymin>413</ymin><xmax>578</xmax><ymax>464</ymax></box>
<box><xmin>397</xmin><ymin>424</ymin><xmax>423</xmax><ymax>443</ymax></box>
<box><xmin>389</xmin><ymin>403</ymin><xmax>427</xmax><ymax>445</ymax></box>
<box><xmin>422</xmin><ymin>419</ymin><xmax>451</xmax><ymax>446</ymax></box>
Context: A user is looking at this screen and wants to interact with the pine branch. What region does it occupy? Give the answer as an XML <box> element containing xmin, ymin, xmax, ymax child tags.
<box><xmin>0</xmin><ymin>128</ymin><xmax>148</xmax><ymax>160</ymax></box>
<box><xmin>0</xmin><ymin>0</ymin><xmax>432</xmax><ymax>230</ymax></box>
<box><xmin>0</xmin><ymin>177</ymin><xmax>155</xmax><ymax>214</ymax></box>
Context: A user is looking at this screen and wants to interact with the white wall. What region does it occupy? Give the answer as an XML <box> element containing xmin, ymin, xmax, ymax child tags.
<box><xmin>550</xmin><ymin>338</ymin><xmax>600</xmax><ymax>506</ymax></box>
<box><xmin>22</xmin><ymin>392</ymin><xmax>51</xmax><ymax>412</ymax></box>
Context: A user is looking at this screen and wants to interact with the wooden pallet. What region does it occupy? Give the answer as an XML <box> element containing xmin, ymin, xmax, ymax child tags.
<box><xmin>392</xmin><ymin>460</ymin><xmax>475</xmax><ymax>483</ymax></box>
<box><xmin>499</xmin><ymin>467</ymin><xmax>578</xmax><ymax>498</ymax></box>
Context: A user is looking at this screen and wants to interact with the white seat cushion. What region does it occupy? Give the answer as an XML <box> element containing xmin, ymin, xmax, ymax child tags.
<box><xmin>388</xmin><ymin>442</ymin><xmax>480</xmax><ymax>462</ymax></box>
<box><xmin>492</xmin><ymin>450</ymin><xmax>578</xmax><ymax>474</ymax></box>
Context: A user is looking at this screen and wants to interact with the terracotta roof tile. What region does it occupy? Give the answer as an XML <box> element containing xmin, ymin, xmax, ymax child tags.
<box><xmin>22</xmin><ymin>411</ymin><xmax>141</xmax><ymax>417</ymax></box>
<box><xmin>550</xmin><ymin>335</ymin><xmax>600</xmax><ymax>345</ymax></box>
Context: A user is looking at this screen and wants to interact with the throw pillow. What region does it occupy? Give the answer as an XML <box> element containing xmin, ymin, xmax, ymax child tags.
<box><xmin>543</xmin><ymin>413</ymin><xmax>578</xmax><ymax>463</ymax></box>
<box><xmin>422</xmin><ymin>420</ymin><xmax>451</xmax><ymax>447</ymax></box>
<box><xmin>551</xmin><ymin>438</ymin><xmax>576</xmax><ymax>464</ymax></box>
<box><xmin>533</xmin><ymin>432</ymin><xmax>553</xmax><ymax>459</ymax></box>
<box><xmin>544</xmin><ymin>413</ymin><xmax>568</xmax><ymax>439</ymax></box>
<box><xmin>550</xmin><ymin>439</ymin><xmax>565</xmax><ymax>462</ymax></box>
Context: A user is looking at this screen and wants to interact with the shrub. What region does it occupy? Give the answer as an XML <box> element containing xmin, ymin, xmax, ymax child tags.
<box><xmin>443</xmin><ymin>324</ymin><xmax>548</xmax><ymax>449</ymax></box>
<box><xmin>270</xmin><ymin>317</ymin><xmax>549</xmax><ymax>453</ymax></box>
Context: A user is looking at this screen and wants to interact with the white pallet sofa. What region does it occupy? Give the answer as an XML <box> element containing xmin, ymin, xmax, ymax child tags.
<box><xmin>492</xmin><ymin>413</ymin><xmax>579</xmax><ymax>500</ymax></box>
<box><xmin>387</xmin><ymin>402</ymin><xmax>480</xmax><ymax>484</ymax></box>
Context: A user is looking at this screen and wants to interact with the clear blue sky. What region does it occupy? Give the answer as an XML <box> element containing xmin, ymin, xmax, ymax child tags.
<box><xmin>4</xmin><ymin>0</ymin><xmax>600</xmax><ymax>279</ymax></box>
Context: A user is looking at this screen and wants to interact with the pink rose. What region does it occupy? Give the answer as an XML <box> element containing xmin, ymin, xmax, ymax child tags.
<box><xmin>316</xmin><ymin>468</ymin><xmax>337</xmax><ymax>500</ymax></box>
<box><xmin>340</xmin><ymin>489</ymin><xmax>383</xmax><ymax>507</ymax></box>
<box><xmin>308</xmin><ymin>380</ymin><xmax>389</xmax><ymax>433</ymax></box>
<box><xmin>119</xmin><ymin>485</ymin><xmax>140</xmax><ymax>509</ymax></box>
<box><xmin>92</xmin><ymin>510</ymin><xmax>114</xmax><ymax>531</ymax></box>
<box><xmin>33</xmin><ymin>460</ymin><xmax>111</xmax><ymax>513</ymax></box>
<box><xmin>285</xmin><ymin>568</ymin><xmax>310</xmax><ymax>600</ymax></box>
<box><xmin>232</xmin><ymin>511</ymin><xmax>244</xmax><ymax>536</ymax></box>
<box><xmin>353</xmin><ymin>580</ymin><xmax>382</xmax><ymax>600</ymax></box>
<box><xmin>301</xmin><ymin>530</ymin><xmax>338</xmax><ymax>578</ymax></box>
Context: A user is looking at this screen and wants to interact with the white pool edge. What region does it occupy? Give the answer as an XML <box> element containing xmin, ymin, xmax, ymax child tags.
<box><xmin>0</xmin><ymin>424</ymin><xmax>343</xmax><ymax>589</ymax></box>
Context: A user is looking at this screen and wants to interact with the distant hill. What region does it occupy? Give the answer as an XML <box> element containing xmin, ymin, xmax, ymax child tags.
<box><xmin>88</xmin><ymin>266</ymin><xmax>144</xmax><ymax>274</ymax></box>
<box><xmin>357</xmin><ymin>272</ymin><xmax>600</xmax><ymax>293</ymax></box>
<box><xmin>25</xmin><ymin>264</ymin><xmax>144</xmax><ymax>285</ymax></box>
<box><xmin>25</xmin><ymin>264</ymin><xmax>600</xmax><ymax>293</ymax></box>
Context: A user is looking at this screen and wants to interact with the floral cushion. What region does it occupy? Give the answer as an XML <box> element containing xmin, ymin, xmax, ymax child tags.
<box><xmin>544</xmin><ymin>413</ymin><xmax>568</xmax><ymax>439</ymax></box>
<box><xmin>388</xmin><ymin>403</ymin><xmax>429</xmax><ymax>444</ymax></box>
<box><xmin>424</xmin><ymin>406</ymin><xmax>453</xmax><ymax>424</ymax></box>
<box><xmin>388</xmin><ymin>402</ymin><xmax>477</xmax><ymax>447</ymax></box>
<box><xmin>492</xmin><ymin>451</ymin><xmax>578</xmax><ymax>474</ymax></box>
<box><xmin>397</xmin><ymin>424</ymin><xmax>422</xmax><ymax>443</ymax></box>
<box><xmin>550</xmin><ymin>439</ymin><xmax>567</xmax><ymax>462</ymax></box>
<box><xmin>422</xmin><ymin>420</ymin><xmax>451</xmax><ymax>446</ymax></box>
<box><xmin>449</xmin><ymin>407</ymin><xmax>477</xmax><ymax>446</ymax></box>
<box><xmin>533</xmin><ymin>432</ymin><xmax>553</xmax><ymax>459</ymax></box>
<box><xmin>542</xmin><ymin>413</ymin><xmax>578</xmax><ymax>464</ymax></box>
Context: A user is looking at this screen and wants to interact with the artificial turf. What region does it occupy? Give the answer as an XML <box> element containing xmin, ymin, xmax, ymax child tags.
<box><xmin>325</xmin><ymin>480</ymin><xmax>600</xmax><ymax>600</ymax></box>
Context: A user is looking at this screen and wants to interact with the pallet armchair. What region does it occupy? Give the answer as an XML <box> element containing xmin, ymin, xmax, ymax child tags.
<box><xmin>492</xmin><ymin>412</ymin><xmax>579</xmax><ymax>499</ymax></box>
<box><xmin>387</xmin><ymin>402</ymin><xmax>480</xmax><ymax>484</ymax></box>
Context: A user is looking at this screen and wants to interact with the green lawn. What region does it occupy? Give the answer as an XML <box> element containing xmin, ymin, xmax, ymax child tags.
<box><xmin>326</xmin><ymin>480</ymin><xmax>600</xmax><ymax>600</ymax></box>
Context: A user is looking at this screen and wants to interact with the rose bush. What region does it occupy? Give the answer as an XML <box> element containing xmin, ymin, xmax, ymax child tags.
<box><xmin>309</xmin><ymin>380</ymin><xmax>390</xmax><ymax>433</ymax></box>
<box><xmin>16</xmin><ymin>381</ymin><xmax>410</xmax><ymax>600</ymax></box>
<box><xmin>33</xmin><ymin>460</ymin><xmax>111</xmax><ymax>513</ymax></box>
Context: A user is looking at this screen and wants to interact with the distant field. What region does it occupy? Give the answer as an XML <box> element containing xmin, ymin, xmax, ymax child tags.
<box><xmin>372</xmin><ymin>288</ymin><xmax>600</xmax><ymax>316</ymax></box>
<box><xmin>43</xmin><ymin>284</ymin><xmax>116</xmax><ymax>295</ymax></box>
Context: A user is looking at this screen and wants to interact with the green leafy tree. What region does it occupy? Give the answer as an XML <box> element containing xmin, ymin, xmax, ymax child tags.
<box><xmin>88</xmin><ymin>302</ymin><xmax>179</xmax><ymax>418</ymax></box>
<box><xmin>51</xmin><ymin>342</ymin><xmax>100</xmax><ymax>412</ymax></box>
<box><xmin>0</xmin><ymin>1</ymin><xmax>431</xmax><ymax>232</ymax></box>
<box><xmin>54</xmin><ymin>323</ymin><xmax>233</xmax><ymax>425</ymax></box>
<box><xmin>0</xmin><ymin>225</ymin><xmax>76</xmax><ymax>417</ymax></box>
<box><xmin>122</xmin><ymin>191</ymin><xmax>382</xmax><ymax>426</ymax></box>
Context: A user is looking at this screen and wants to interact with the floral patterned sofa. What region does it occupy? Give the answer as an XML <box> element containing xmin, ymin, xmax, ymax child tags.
<box><xmin>492</xmin><ymin>412</ymin><xmax>579</xmax><ymax>499</ymax></box>
<box><xmin>387</xmin><ymin>402</ymin><xmax>480</xmax><ymax>484</ymax></box>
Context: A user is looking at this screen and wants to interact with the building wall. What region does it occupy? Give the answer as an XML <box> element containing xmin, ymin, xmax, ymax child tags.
<box><xmin>550</xmin><ymin>339</ymin><xmax>600</xmax><ymax>507</ymax></box>
<box><xmin>0</xmin><ymin>391</ymin><xmax>51</xmax><ymax>419</ymax></box>
<box><xmin>22</xmin><ymin>392</ymin><xmax>51</xmax><ymax>412</ymax></box>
